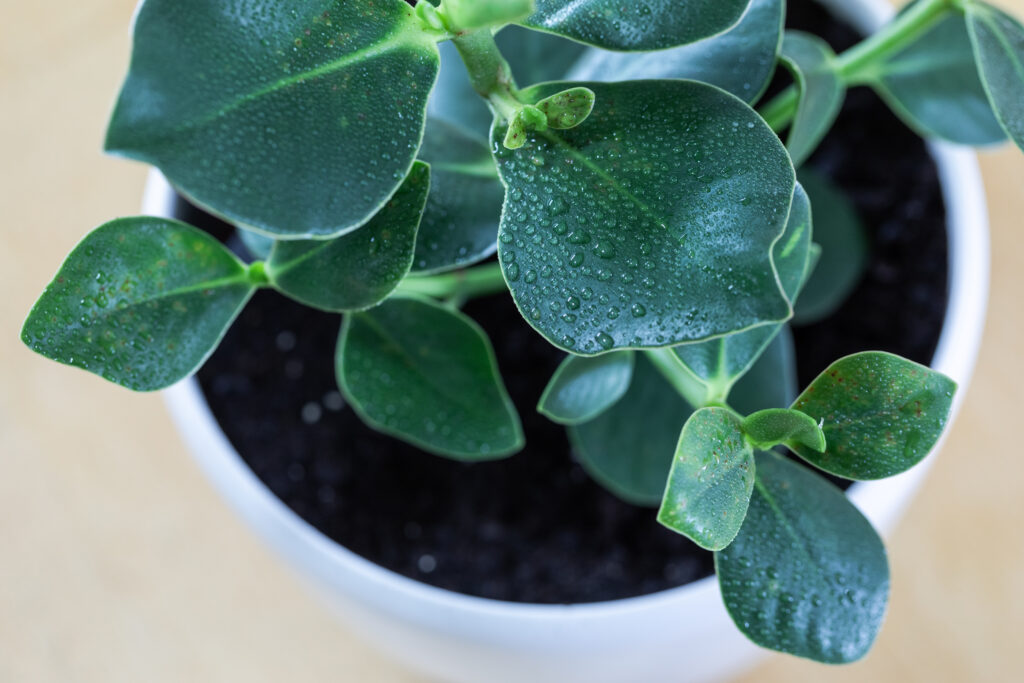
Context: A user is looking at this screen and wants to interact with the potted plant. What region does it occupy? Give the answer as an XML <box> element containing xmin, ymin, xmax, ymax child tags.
<box><xmin>20</xmin><ymin>0</ymin><xmax>1020</xmax><ymax>679</ymax></box>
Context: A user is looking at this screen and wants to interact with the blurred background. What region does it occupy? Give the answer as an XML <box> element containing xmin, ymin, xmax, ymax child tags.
<box><xmin>2</xmin><ymin>0</ymin><xmax>1022</xmax><ymax>680</ymax></box>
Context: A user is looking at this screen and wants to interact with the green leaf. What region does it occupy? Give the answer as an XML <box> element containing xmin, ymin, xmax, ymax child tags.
<box><xmin>494</xmin><ymin>80</ymin><xmax>794</xmax><ymax>355</ymax></box>
<box><xmin>443</xmin><ymin>0</ymin><xmax>534</xmax><ymax>30</ymax></box>
<box><xmin>779</xmin><ymin>31</ymin><xmax>845</xmax><ymax>167</ymax></box>
<box><xmin>966</xmin><ymin>1</ymin><xmax>1024</xmax><ymax>151</ymax></box>
<box><xmin>538</xmin><ymin>351</ymin><xmax>634</xmax><ymax>424</ymax></box>
<box><xmin>658</xmin><ymin>408</ymin><xmax>755</xmax><ymax>551</ymax></box>
<box><xmin>520</xmin><ymin>0</ymin><xmax>751</xmax><ymax>51</ymax></box>
<box><xmin>790</xmin><ymin>351</ymin><xmax>956</xmax><ymax>480</ymax></box>
<box><xmin>429</xmin><ymin>26</ymin><xmax>587</xmax><ymax>136</ymax></box>
<box><xmin>21</xmin><ymin>217</ymin><xmax>254</xmax><ymax>391</ymax></box>
<box><xmin>569</xmin><ymin>355</ymin><xmax>693</xmax><ymax>505</ymax></box>
<box><xmin>870</xmin><ymin>8</ymin><xmax>1005</xmax><ymax>145</ymax></box>
<box><xmin>535</xmin><ymin>87</ymin><xmax>596</xmax><ymax>129</ymax></box>
<box><xmin>742</xmin><ymin>408</ymin><xmax>826</xmax><ymax>452</ymax></box>
<box><xmin>413</xmin><ymin>120</ymin><xmax>503</xmax><ymax>274</ymax></box>
<box><xmin>793</xmin><ymin>168</ymin><xmax>867</xmax><ymax>325</ymax></box>
<box><xmin>716</xmin><ymin>452</ymin><xmax>889</xmax><ymax>663</ymax></box>
<box><xmin>671</xmin><ymin>184</ymin><xmax>811</xmax><ymax>398</ymax></box>
<box><xmin>336</xmin><ymin>296</ymin><xmax>523</xmax><ymax>460</ymax></box>
<box><xmin>567</xmin><ymin>0</ymin><xmax>784</xmax><ymax>103</ymax></box>
<box><xmin>266</xmin><ymin>162</ymin><xmax>430</xmax><ymax>312</ymax></box>
<box><xmin>105</xmin><ymin>0</ymin><xmax>441</xmax><ymax>238</ymax></box>
<box><xmin>729</xmin><ymin>325</ymin><xmax>799</xmax><ymax>416</ymax></box>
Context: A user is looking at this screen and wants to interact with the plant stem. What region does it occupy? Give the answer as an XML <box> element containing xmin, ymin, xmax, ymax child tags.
<box><xmin>397</xmin><ymin>262</ymin><xmax>508</xmax><ymax>301</ymax></box>
<box><xmin>644</xmin><ymin>348</ymin><xmax>710</xmax><ymax>410</ymax></box>
<box><xmin>758</xmin><ymin>0</ymin><xmax>957</xmax><ymax>133</ymax></box>
<box><xmin>451</xmin><ymin>29</ymin><xmax>522</xmax><ymax>120</ymax></box>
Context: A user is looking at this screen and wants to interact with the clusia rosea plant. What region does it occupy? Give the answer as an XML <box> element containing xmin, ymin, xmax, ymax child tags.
<box><xmin>22</xmin><ymin>0</ymin><xmax>1024</xmax><ymax>663</ymax></box>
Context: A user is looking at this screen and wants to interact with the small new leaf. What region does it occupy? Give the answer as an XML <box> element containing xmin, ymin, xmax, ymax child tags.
<box><xmin>742</xmin><ymin>408</ymin><xmax>826</xmax><ymax>452</ymax></box>
<box><xmin>267</xmin><ymin>162</ymin><xmax>429</xmax><ymax>312</ymax></box>
<box><xmin>790</xmin><ymin>351</ymin><xmax>957</xmax><ymax>480</ymax></box>
<box><xmin>535</xmin><ymin>87</ymin><xmax>596</xmax><ymax>129</ymax></box>
<box><xmin>966</xmin><ymin>1</ymin><xmax>1024</xmax><ymax>152</ymax></box>
<box><xmin>658</xmin><ymin>408</ymin><xmax>755</xmax><ymax>551</ymax></box>
<box><xmin>336</xmin><ymin>296</ymin><xmax>523</xmax><ymax>460</ymax></box>
<box><xmin>538</xmin><ymin>351</ymin><xmax>634</xmax><ymax>424</ymax></box>
<box><xmin>716</xmin><ymin>453</ymin><xmax>889</xmax><ymax>664</ymax></box>
<box><xmin>22</xmin><ymin>217</ymin><xmax>254</xmax><ymax>391</ymax></box>
<box><xmin>443</xmin><ymin>0</ymin><xmax>534</xmax><ymax>30</ymax></box>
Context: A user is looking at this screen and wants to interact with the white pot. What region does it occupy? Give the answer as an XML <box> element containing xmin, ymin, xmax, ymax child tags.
<box><xmin>152</xmin><ymin>0</ymin><xmax>990</xmax><ymax>681</ymax></box>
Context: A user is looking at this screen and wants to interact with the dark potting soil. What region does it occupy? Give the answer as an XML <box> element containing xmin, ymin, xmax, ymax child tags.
<box><xmin>187</xmin><ymin>0</ymin><xmax>948</xmax><ymax>604</ymax></box>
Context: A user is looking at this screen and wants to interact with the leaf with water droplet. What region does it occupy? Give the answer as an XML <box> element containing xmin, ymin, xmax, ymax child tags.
<box><xmin>22</xmin><ymin>217</ymin><xmax>255</xmax><ymax>391</ymax></box>
<box><xmin>535</xmin><ymin>87</ymin><xmax>596</xmax><ymax>130</ymax></box>
<box><xmin>567</xmin><ymin>0</ymin><xmax>783</xmax><ymax>103</ymax></box>
<box><xmin>658</xmin><ymin>407</ymin><xmax>755</xmax><ymax>550</ymax></box>
<box><xmin>790</xmin><ymin>351</ymin><xmax>956</xmax><ymax>480</ymax></box>
<box><xmin>871</xmin><ymin>6</ymin><xmax>1004</xmax><ymax>145</ymax></box>
<box><xmin>538</xmin><ymin>351</ymin><xmax>634</xmax><ymax>424</ymax></box>
<box><xmin>778</xmin><ymin>31</ymin><xmax>845</xmax><ymax>166</ymax></box>
<box><xmin>106</xmin><ymin>0</ymin><xmax>441</xmax><ymax>238</ymax></box>
<box><xmin>966</xmin><ymin>1</ymin><xmax>1024</xmax><ymax>152</ymax></box>
<box><xmin>493</xmin><ymin>80</ymin><xmax>794</xmax><ymax>355</ymax></box>
<box><xmin>267</xmin><ymin>162</ymin><xmax>429</xmax><ymax>312</ymax></box>
<box><xmin>520</xmin><ymin>0</ymin><xmax>751</xmax><ymax>51</ymax></box>
<box><xmin>568</xmin><ymin>355</ymin><xmax>693</xmax><ymax>505</ymax></box>
<box><xmin>716</xmin><ymin>452</ymin><xmax>889</xmax><ymax>663</ymax></box>
<box><xmin>336</xmin><ymin>296</ymin><xmax>523</xmax><ymax>460</ymax></box>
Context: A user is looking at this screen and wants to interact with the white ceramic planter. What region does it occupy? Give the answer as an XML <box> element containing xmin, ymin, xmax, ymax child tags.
<box><xmin>153</xmin><ymin>1</ymin><xmax>990</xmax><ymax>681</ymax></box>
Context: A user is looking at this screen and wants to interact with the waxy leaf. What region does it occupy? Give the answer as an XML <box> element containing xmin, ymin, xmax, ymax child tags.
<box><xmin>671</xmin><ymin>184</ymin><xmax>812</xmax><ymax>398</ymax></box>
<box><xmin>966</xmin><ymin>2</ymin><xmax>1024</xmax><ymax>151</ymax></box>
<box><xmin>336</xmin><ymin>296</ymin><xmax>523</xmax><ymax>460</ymax></box>
<box><xmin>717</xmin><ymin>452</ymin><xmax>889</xmax><ymax>663</ymax></box>
<box><xmin>569</xmin><ymin>356</ymin><xmax>693</xmax><ymax>505</ymax></box>
<box><xmin>779</xmin><ymin>31</ymin><xmax>845</xmax><ymax>167</ymax></box>
<box><xmin>742</xmin><ymin>408</ymin><xmax>826</xmax><ymax>452</ymax></box>
<box><xmin>567</xmin><ymin>0</ymin><xmax>784</xmax><ymax>104</ymax></box>
<box><xmin>494</xmin><ymin>80</ymin><xmax>794</xmax><ymax>355</ymax></box>
<box><xmin>871</xmin><ymin>9</ymin><xmax>1005</xmax><ymax>145</ymax></box>
<box><xmin>538</xmin><ymin>351</ymin><xmax>634</xmax><ymax>424</ymax></box>
<box><xmin>412</xmin><ymin>121</ymin><xmax>503</xmax><ymax>273</ymax></box>
<box><xmin>22</xmin><ymin>218</ymin><xmax>255</xmax><ymax>391</ymax></box>
<box><xmin>520</xmin><ymin>0</ymin><xmax>751</xmax><ymax>51</ymax></box>
<box><xmin>429</xmin><ymin>26</ymin><xmax>587</xmax><ymax>136</ymax></box>
<box><xmin>791</xmin><ymin>352</ymin><xmax>956</xmax><ymax>480</ymax></box>
<box><xmin>658</xmin><ymin>408</ymin><xmax>755</xmax><ymax>551</ymax></box>
<box><xmin>267</xmin><ymin>163</ymin><xmax>430</xmax><ymax>312</ymax></box>
<box><xmin>106</xmin><ymin>0</ymin><xmax>441</xmax><ymax>238</ymax></box>
<box><xmin>793</xmin><ymin>169</ymin><xmax>867</xmax><ymax>325</ymax></box>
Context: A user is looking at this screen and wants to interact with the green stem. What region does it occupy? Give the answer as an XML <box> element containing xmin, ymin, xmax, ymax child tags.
<box><xmin>758</xmin><ymin>0</ymin><xmax>958</xmax><ymax>133</ymax></box>
<box><xmin>397</xmin><ymin>262</ymin><xmax>508</xmax><ymax>301</ymax></box>
<box><xmin>644</xmin><ymin>348</ymin><xmax>710</xmax><ymax>410</ymax></box>
<box><xmin>451</xmin><ymin>29</ymin><xmax>522</xmax><ymax>120</ymax></box>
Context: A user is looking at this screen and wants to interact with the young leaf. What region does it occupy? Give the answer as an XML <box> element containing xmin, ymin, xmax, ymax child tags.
<box><xmin>538</xmin><ymin>351</ymin><xmax>634</xmax><ymax>425</ymax></box>
<box><xmin>793</xmin><ymin>168</ymin><xmax>868</xmax><ymax>325</ymax></box>
<box><xmin>336</xmin><ymin>296</ymin><xmax>523</xmax><ymax>460</ymax></box>
<box><xmin>442</xmin><ymin>0</ymin><xmax>533</xmax><ymax>30</ymax></box>
<box><xmin>413</xmin><ymin>120</ymin><xmax>503</xmax><ymax>274</ymax></box>
<box><xmin>671</xmin><ymin>184</ymin><xmax>811</xmax><ymax>399</ymax></box>
<box><xmin>567</xmin><ymin>0</ymin><xmax>784</xmax><ymax>104</ymax></box>
<box><xmin>790</xmin><ymin>352</ymin><xmax>957</xmax><ymax>480</ymax></box>
<box><xmin>568</xmin><ymin>356</ymin><xmax>693</xmax><ymax>506</ymax></box>
<box><xmin>779</xmin><ymin>31</ymin><xmax>845</xmax><ymax>167</ymax></box>
<box><xmin>658</xmin><ymin>408</ymin><xmax>755</xmax><ymax>551</ymax></box>
<box><xmin>267</xmin><ymin>162</ymin><xmax>430</xmax><ymax>312</ymax></box>
<box><xmin>535</xmin><ymin>87</ymin><xmax>596</xmax><ymax>129</ymax></box>
<box><xmin>105</xmin><ymin>0</ymin><xmax>441</xmax><ymax>239</ymax></box>
<box><xmin>741</xmin><ymin>408</ymin><xmax>826</xmax><ymax>452</ymax></box>
<box><xmin>966</xmin><ymin>1</ymin><xmax>1024</xmax><ymax>151</ymax></box>
<box><xmin>21</xmin><ymin>217</ymin><xmax>255</xmax><ymax>391</ymax></box>
<box><xmin>493</xmin><ymin>80</ymin><xmax>794</xmax><ymax>355</ymax></box>
<box><xmin>870</xmin><ymin>9</ymin><xmax>1005</xmax><ymax>145</ymax></box>
<box><xmin>716</xmin><ymin>452</ymin><xmax>889</xmax><ymax>664</ymax></box>
<box><xmin>520</xmin><ymin>0</ymin><xmax>751</xmax><ymax>51</ymax></box>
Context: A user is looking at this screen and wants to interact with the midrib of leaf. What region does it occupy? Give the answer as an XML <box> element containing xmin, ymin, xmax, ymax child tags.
<box><xmin>752</xmin><ymin>476</ymin><xmax>830</xmax><ymax>577</ymax></box>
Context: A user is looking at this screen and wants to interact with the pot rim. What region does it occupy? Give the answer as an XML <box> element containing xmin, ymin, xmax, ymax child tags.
<box><xmin>153</xmin><ymin>0</ymin><xmax>989</xmax><ymax>629</ymax></box>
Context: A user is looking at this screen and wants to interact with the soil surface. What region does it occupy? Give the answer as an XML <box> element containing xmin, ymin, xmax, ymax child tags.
<box><xmin>189</xmin><ymin>0</ymin><xmax>948</xmax><ymax>604</ymax></box>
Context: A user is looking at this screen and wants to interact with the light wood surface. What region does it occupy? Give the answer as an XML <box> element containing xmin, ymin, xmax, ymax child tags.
<box><xmin>2</xmin><ymin>1</ymin><xmax>1022</xmax><ymax>681</ymax></box>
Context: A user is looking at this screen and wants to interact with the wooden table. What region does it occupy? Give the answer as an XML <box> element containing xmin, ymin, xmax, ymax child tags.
<box><xmin>2</xmin><ymin>1</ymin><xmax>1021</xmax><ymax>680</ymax></box>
